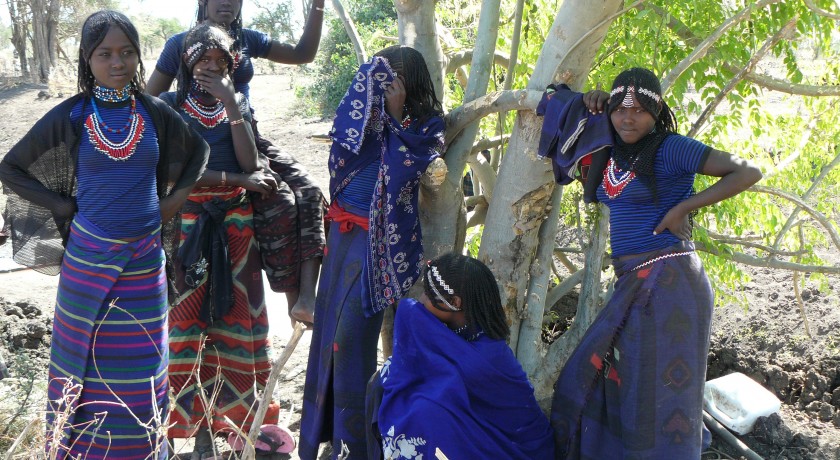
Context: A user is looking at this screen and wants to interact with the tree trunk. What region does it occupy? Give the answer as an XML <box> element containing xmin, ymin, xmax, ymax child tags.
<box><xmin>30</xmin><ymin>0</ymin><xmax>60</xmax><ymax>84</ymax></box>
<box><xmin>395</xmin><ymin>0</ymin><xmax>444</xmax><ymax>98</ymax></box>
<box><xmin>417</xmin><ymin>0</ymin><xmax>502</xmax><ymax>263</ymax></box>
<box><xmin>7</xmin><ymin>0</ymin><xmax>30</xmax><ymax>79</ymax></box>
<box><xmin>479</xmin><ymin>0</ymin><xmax>622</xmax><ymax>355</ymax></box>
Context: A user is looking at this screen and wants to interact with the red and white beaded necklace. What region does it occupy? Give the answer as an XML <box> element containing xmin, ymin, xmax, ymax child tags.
<box><xmin>183</xmin><ymin>91</ymin><xmax>228</xmax><ymax>129</ymax></box>
<box><xmin>84</xmin><ymin>91</ymin><xmax>145</xmax><ymax>161</ymax></box>
<box><xmin>602</xmin><ymin>157</ymin><xmax>636</xmax><ymax>199</ymax></box>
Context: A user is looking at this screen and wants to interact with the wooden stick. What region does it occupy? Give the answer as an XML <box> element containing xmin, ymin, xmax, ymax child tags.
<box><xmin>239</xmin><ymin>322</ymin><xmax>307</xmax><ymax>460</ymax></box>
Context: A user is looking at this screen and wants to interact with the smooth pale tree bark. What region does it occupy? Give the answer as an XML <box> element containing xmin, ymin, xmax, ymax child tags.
<box><xmin>420</xmin><ymin>0</ymin><xmax>503</xmax><ymax>261</ymax></box>
<box><xmin>479</xmin><ymin>0</ymin><xmax>623</xmax><ymax>355</ymax></box>
<box><xmin>395</xmin><ymin>0</ymin><xmax>444</xmax><ymax>97</ymax></box>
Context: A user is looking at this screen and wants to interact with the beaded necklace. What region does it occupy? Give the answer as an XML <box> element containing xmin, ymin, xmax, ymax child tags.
<box><xmin>92</xmin><ymin>84</ymin><xmax>132</xmax><ymax>102</ymax></box>
<box><xmin>84</xmin><ymin>94</ymin><xmax>145</xmax><ymax>161</ymax></box>
<box><xmin>183</xmin><ymin>91</ymin><xmax>228</xmax><ymax>129</ymax></box>
<box><xmin>602</xmin><ymin>157</ymin><xmax>636</xmax><ymax>199</ymax></box>
<box><xmin>452</xmin><ymin>323</ymin><xmax>484</xmax><ymax>342</ymax></box>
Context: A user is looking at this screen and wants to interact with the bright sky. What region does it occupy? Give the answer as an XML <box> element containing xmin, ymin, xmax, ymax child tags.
<box><xmin>124</xmin><ymin>0</ymin><xmax>258</xmax><ymax>27</ymax></box>
<box><xmin>0</xmin><ymin>0</ymin><xmax>259</xmax><ymax>28</ymax></box>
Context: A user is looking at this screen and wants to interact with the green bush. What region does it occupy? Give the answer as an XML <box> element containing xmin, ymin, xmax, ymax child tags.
<box><xmin>298</xmin><ymin>1</ymin><xmax>397</xmax><ymax>117</ymax></box>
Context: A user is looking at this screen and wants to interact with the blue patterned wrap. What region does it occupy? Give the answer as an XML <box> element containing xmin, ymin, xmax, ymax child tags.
<box><xmin>328</xmin><ymin>56</ymin><xmax>445</xmax><ymax>316</ymax></box>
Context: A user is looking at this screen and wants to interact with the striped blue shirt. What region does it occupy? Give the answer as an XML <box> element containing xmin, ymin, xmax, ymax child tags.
<box><xmin>597</xmin><ymin>134</ymin><xmax>710</xmax><ymax>257</ymax></box>
<box><xmin>73</xmin><ymin>98</ymin><xmax>161</xmax><ymax>238</ymax></box>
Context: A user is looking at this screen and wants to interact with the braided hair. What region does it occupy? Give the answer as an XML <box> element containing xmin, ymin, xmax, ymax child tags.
<box><xmin>374</xmin><ymin>46</ymin><xmax>443</xmax><ymax>125</ymax></box>
<box><xmin>424</xmin><ymin>252</ymin><xmax>509</xmax><ymax>341</ymax></box>
<box><xmin>607</xmin><ymin>67</ymin><xmax>677</xmax><ymax>200</ymax></box>
<box><xmin>174</xmin><ymin>23</ymin><xmax>235</xmax><ymax>106</ymax></box>
<box><xmin>197</xmin><ymin>0</ymin><xmax>243</xmax><ymax>56</ymax></box>
<box><xmin>77</xmin><ymin>10</ymin><xmax>146</xmax><ymax>96</ymax></box>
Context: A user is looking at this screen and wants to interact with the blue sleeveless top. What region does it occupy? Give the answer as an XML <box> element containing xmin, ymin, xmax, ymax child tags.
<box><xmin>72</xmin><ymin>97</ymin><xmax>161</xmax><ymax>238</ymax></box>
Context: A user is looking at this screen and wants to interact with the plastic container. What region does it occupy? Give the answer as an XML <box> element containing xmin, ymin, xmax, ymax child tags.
<box><xmin>703</xmin><ymin>372</ymin><xmax>781</xmax><ymax>435</ymax></box>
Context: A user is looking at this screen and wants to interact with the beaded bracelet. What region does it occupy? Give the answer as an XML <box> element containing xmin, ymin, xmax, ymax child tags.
<box><xmin>229</xmin><ymin>118</ymin><xmax>245</xmax><ymax>126</ymax></box>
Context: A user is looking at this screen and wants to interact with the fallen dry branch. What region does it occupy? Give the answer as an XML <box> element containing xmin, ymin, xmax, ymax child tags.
<box><xmin>239</xmin><ymin>322</ymin><xmax>306</xmax><ymax>460</ymax></box>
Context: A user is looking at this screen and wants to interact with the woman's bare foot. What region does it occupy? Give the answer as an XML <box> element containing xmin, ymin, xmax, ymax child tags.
<box><xmin>289</xmin><ymin>299</ymin><xmax>315</xmax><ymax>329</ymax></box>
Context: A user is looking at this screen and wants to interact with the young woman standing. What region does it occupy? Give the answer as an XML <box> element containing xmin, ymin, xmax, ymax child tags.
<box><xmin>0</xmin><ymin>11</ymin><xmax>208</xmax><ymax>458</ymax></box>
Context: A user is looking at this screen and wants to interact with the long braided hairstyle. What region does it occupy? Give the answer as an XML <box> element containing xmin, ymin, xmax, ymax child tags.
<box><xmin>77</xmin><ymin>10</ymin><xmax>146</xmax><ymax>96</ymax></box>
<box><xmin>606</xmin><ymin>67</ymin><xmax>677</xmax><ymax>200</ymax></box>
<box><xmin>423</xmin><ymin>252</ymin><xmax>509</xmax><ymax>341</ymax></box>
<box><xmin>374</xmin><ymin>45</ymin><xmax>443</xmax><ymax>126</ymax></box>
<box><xmin>196</xmin><ymin>0</ymin><xmax>243</xmax><ymax>57</ymax></box>
<box><xmin>174</xmin><ymin>23</ymin><xmax>235</xmax><ymax>106</ymax></box>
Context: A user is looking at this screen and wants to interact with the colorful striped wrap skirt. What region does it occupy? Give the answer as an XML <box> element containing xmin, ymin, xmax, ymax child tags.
<box><xmin>168</xmin><ymin>186</ymin><xmax>279</xmax><ymax>438</ymax></box>
<box><xmin>551</xmin><ymin>242</ymin><xmax>714</xmax><ymax>459</ymax></box>
<box><xmin>299</xmin><ymin>207</ymin><xmax>384</xmax><ymax>460</ymax></box>
<box><xmin>46</xmin><ymin>212</ymin><xmax>169</xmax><ymax>459</ymax></box>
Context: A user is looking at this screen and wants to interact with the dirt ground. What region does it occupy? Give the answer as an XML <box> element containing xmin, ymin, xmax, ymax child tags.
<box><xmin>1</xmin><ymin>69</ymin><xmax>839</xmax><ymax>459</ymax></box>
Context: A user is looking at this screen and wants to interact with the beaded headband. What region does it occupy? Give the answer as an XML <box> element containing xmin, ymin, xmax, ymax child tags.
<box><xmin>425</xmin><ymin>262</ymin><xmax>461</xmax><ymax>312</ymax></box>
<box><xmin>609</xmin><ymin>85</ymin><xmax>661</xmax><ymax>105</ymax></box>
<box><xmin>184</xmin><ymin>42</ymin><xmax>232</xmax><ymax>71</ymax></box>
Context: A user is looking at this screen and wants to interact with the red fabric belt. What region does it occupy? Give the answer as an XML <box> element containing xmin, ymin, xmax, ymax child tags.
<box><xmin>326</xmin><ymin>201</ymin><xmax>368</xmax><ymax>233</ymax></box>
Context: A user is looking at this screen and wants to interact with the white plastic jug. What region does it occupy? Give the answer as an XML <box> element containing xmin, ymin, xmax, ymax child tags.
<box><xmin>703</xmin><ymin>372</ymin><xmax>781</xmax><ymax>435</ymax></box>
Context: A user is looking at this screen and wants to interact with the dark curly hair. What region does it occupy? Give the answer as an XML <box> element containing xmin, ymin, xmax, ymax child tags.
<box><xmin>77</xmin><ymin>10</ymin><xmax>145</xmax><ymax>96</ymax></box>
<box><xmin>374</xmin><ymin>45</ymin><xmax>443</xmax><ymax>125</ymax></box>
<box><xmin>424</xmin><ymin>252</ymin><xmax>509</xmax><ymax>341</ymax></box>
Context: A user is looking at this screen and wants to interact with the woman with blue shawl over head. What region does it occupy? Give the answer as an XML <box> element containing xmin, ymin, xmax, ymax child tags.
<box><xmin>549</xmin><ymin>68</ymin><xmax>762</xmax><ymax>459</ymax></box>
<box><xmin>367</xmin><ymin>252</ymin><xmax>555</xmax><ymax>459</ymax></box>
<box><xmin>0</xmin><ymin>11</ymin><xmax>208</xmax><ymax>459</ymax></box>
<box><xmin>298</xmin><ymin>46</ymin><xmax>446</xmax><ymax>459</ymax></box>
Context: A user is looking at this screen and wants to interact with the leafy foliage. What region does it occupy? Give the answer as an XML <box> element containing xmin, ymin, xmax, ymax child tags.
<box><xmin>296</xmin><ymin>0</ymin><xmax>397</xmax><ymax>117</ymax></box>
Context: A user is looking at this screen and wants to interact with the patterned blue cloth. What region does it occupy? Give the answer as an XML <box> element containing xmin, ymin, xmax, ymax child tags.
<box><xmin>376</xmin><ymin>298</ymin><xmax>555</xmax><ymax>459</ymax></box>
<box><xmin>551</xmin><ymin>242</ymin><xmax>713</xmax><ymax>459</ymax></box>
<box><xmin>328</xmin><ymin>56</ymin><xmax>445</xmax><ymax>316</ymax></box>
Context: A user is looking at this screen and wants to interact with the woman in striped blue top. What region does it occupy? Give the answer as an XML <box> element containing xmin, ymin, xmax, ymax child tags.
<box><xmin>551</xmin><ymin>68</ymin><xmax>762</xmax><ymax>459</ymax></box>
<box><xmin>0</xmin><ymin>10</ymin><xmax>208</xmax><ymax>459</ymax></box>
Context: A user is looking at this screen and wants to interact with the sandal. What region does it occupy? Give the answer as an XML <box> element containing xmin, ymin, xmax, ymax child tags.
<box><xmin>227</xmin><ymin>424</ymin><xmax>295</xmax><ymax>454</ymax></box>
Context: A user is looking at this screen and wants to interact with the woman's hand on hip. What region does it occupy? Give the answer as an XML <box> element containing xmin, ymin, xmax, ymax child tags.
<box><xmin>654</xmin><ymin>206</ymin><xmax>692</xmax><ymax>240</ymax></box>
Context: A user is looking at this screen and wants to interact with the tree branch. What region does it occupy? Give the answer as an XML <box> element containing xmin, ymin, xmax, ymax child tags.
<box><xmin>331</xmin><ymin>0</ymin><xmax>367</xmax><ymax>65</ymax></box>
<box><xmin>687</xmin><ymin>17</ymin><xmax>797</xmax><ymax>137</ymax></box>
<box><xmin>771</xmin><ymin>146</ymin><xmax>840</xmax><ymax>255</ymax></box>
<box><xmin>698</xmin><ymin>227</ymin><xmax>809</xmax><ymax>257</ymax></box>
<box><xmin>471</xmin><ymin>135</ymin><xmax>507</xmax><ymax>156</ymax></box>
<box><xmin>444</xmin><ymin>89</ymin><xmax>542</xmax><ymax>143</ymax></box>
<box><xmin>694</xmin><ymin>241</ymin><xmax>840</xmax><ymax>274</ymax></box>
<box><xmin>750</xmin><ymin>184</ymin><xmax>840</xmax><ymax>251</ymax></box>
<box><xmin>803</xmin><ymin>0</ymin><xmax>840</xmax><ymax>20</ymax></box>
<box><xmin>639</xmin><ymin>3</ymin><xmax>840</xmax><ymax>97</ymax></box>
<box><xmin>661</xmin><ymin>0</ymin><xmax>784</xmax><ymax>93</ymax></box>
<box><xmin>445</xmin><ymin>49</ymin><xmax>514</xmax><ymax>74</ymax></box>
